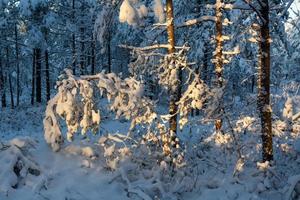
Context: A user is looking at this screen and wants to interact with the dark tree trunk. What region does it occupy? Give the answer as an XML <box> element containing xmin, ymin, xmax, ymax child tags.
<box><xmin>258</xmin><ymin>0</ymin><xmax>273</xmax><ymax>162</ymax></box>
<box><xmin>45</xmin><ymin>49</ymin><xmax>50</xmax><ymax>101</ymax></box>
<box><xmin>0</xmin><ymin>55</ymin><xmax>6</xmax><ymax>108</ymax></box>
<box><xmin>79</xmin><ymin>3</ymin><xmax>85</xmax><ymax>75</ymax></box>
<box><xmin>8</xmin><ymin>73</ymin><xmax>14</xmax><ymax>109</ymax></box>
<box><xmin>31</xmin><ymin>49</ymin><xmax>36</xmax><ymax>105</ymax></box>
<box><xmin>107</xmin><ymin>31</ymin><xmax>111</xmax><ymax>73</ymax></box>
<box><xmin>91</xmin><ymin>35</ymin><xmax>95</xmax><ymax>74</ymax></box>
<box><xmin>72</xmin><ymin>0</ymin><xmax>76</xmax><ymax>75</ymax></box>
<box><xmin>203</xmin><ymin>42</ymin><xmax>209</xmax><ymax>84</ymax></box>
<box><xmin>15</xmin><ymin>23</ymin><xmax>20</xmax><ymax>106</ymax></box>
<box><xmin>35</xmin><ymin>48</ymin><xmax>42</xmax><ymax>103</ymax></box>
<box><xmin>80</xmin><ymin>27</ymin><xmax>85</xmax><ymax>75</ymax></box>
<box><xmin>6</xmin><ymin>46</ymin><xmax>14</xmax><ymax>109</ymax></box>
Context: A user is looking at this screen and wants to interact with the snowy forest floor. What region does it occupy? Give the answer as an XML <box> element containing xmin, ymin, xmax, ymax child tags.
<box><xmin>1</xmin><ymin>102</ymin><xmax>300</xmax><ymax>200</ymax></box>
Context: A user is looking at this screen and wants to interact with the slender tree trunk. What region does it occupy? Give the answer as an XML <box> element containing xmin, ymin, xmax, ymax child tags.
<box><xmin>72</xmin><ymin>0</ymin><xmax>76</xmax><ymax>75</ymax></box>
<box><xmin>35</xmin><ymin>48</ymin><xmax>42</xmax><ymax>103</ymax></box>
<box><xmin>258</xmin><ymin>0</ymin><xmax>273</xmax><ymax>162</ymax></box>
<box><xmin>80</xmin><ymin>27</ymin><xmax>85</xmax><ymax>75</ymax></box>
<box><xmin>166</xmin><ymin>0</ymin><xmax>181</xmax><ymax>151</ymax></box>
<box><xmin>107</xmin><ymin>31</ymin><xmax>111</xmax><ymax>73</ymax></box>
<box><xmin>15</xmin><ymin>23</ymin><xmax>20</xmax><ymax>106</ymax></box>
<box><xmin>91</xmin><ymin>35</ymin><xmax>95</xmax><ymax>74</ymax></box>
<box><xmin>214</xmin><ymin>0</ymin><xmax>224</xmax><ymax>132</ymax></box>
<box><xmin>203</xmin><ymin>42</ymin><xmax>209</xmax><ymax>84</ymax></box>
<box><xmin>79</xmin><ymin>3</ymin><xmax>85</xmax><ymax>75</ymax></box>
<box><xmin>45</xmin><ymin>49</ymin><xmax>50</xmax><ymax>101</ymax></box>
<box><xmin>31</xmin><ymin>49</ymin><xmax>36</xmax><ymax>105</ymax></box>
<box><xmin>0</xmin><ymin>55</ymin><xmax>6</xmax><ymax>108</ymax></box>
<box><xmin>8</xmin><ymin>73</ymin><xmax>14</xmax><ymax>109</ymax></box>
<box><xmin>44</xmin><ymin>29</ymin><xmax>51</xmax><ymax>101</ymax></box>
<box><xmin>6</xmin><ymin>46</ymin><xmax>14</xmax><ymax>109</ymax></box>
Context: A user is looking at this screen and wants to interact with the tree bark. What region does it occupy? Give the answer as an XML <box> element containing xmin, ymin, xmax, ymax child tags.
<box><xmin>31</xmin><ymin>49</ymin><xmax>36</xmax><ymax>105</ymax></box>
<box><xmin>35</xmin><ymin>48</ymin><xmax>42</xmax><ymax>103</ymax></box>
<box><xmin>258</xmin><ymin>0</ymin><xmax>273</xmax><ymax>162</ymax></box>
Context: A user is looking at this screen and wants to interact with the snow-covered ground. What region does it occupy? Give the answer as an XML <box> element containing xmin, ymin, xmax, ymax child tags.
<box><xmin>1</xmin><ymin>102</ymin><xmax>300</xmax><ymax>200</ymax></box>
<box><xmin>0</xmin><ymin>105</ymin><xmax>131</xmax><ymax>200</ymax></box>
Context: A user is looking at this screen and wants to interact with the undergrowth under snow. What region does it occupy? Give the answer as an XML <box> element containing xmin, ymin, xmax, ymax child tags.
<box><xmin>1</xmin><ymin>99</ymin><xmax>300</xmax><ymax>199</ymax></box>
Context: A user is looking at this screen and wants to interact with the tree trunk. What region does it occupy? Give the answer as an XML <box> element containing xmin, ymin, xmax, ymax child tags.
<box><xmin>258</xmin><ymin>0</ymin><xmax>273</xmax><ymax>162</ymax></box>
<box><xmin>15</xmin><ymin>23</ymin><xmax>20</xmax><ymax>106</ymax></box>
<box><xmin>203</xmin><ymin>42</ymin><xmax>209</xmax><ymax>84</ymax></box>
<box><xmin>91</xmin><ymin>35</ymin><xmax>96</xmax><ymax>74</ymax></box>
<box><xmin>166</xmin><ymin>0</ymin><xmax>181</xmax><ymax>151</ymax></box>
<box><xmin>35</xmin><ymin>48</ymin><xmax>42</xmax><ymax>103</ymax></box>
<box><xmin>108</xmin><ymin>31</ymin><xmax>111</xmax><ymax>73</ymax></box>
<box><xmin>80</xmin><ymin>27</ymin><xmax>85</xmax><ymax>75</ymax></box>
<box><xmin>0</xmin><ymin>55</ymin><xmax>6</xmax><ymax>108</ymax></box>
<box><xmin>214</xmin><ymin>0</ymin><xmax>224</xmax><ymax>133</ymax></box>
<box><xmin>45</xmin><ymin>49</ymin><xmax>50</xmax><ymax>101</ymax></box>
<box><xmin>6</xmin><ymin>46</ymin><xmax>14</xmax><ymax>109</ymax></box>
<box><xmin>72</xmin><ymin>0</ymin><xmax>76</xmax><ymax>75</ymax></box>
<box><xmin>79</xmin><ymin>3</ymin><xmax>85</xmax><ymax>75</ymax></box>
<box><xmin>31</xmin><ymin>49</ymin><xmax>36</xmax><ymax>105</ymax></box>
<box><xmin>8</xmin><ymin>73</ymin><xmax>14</xmax><ymax>109</ymax></box>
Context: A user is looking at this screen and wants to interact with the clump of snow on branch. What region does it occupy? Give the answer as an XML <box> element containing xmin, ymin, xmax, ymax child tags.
<box><xmin>153</xmin><ymin>0</ymin><xmax>165</xmax><ymax>23</ymax></box>
<box><xmin>178</xmin><ymin>77</ymin><xmax>209</xmax><ymax>129</ymax></box>
<box><xmin>119</xmin><ymin>0</ymin><xmax>148</xmax><ymax>26</ymax></box>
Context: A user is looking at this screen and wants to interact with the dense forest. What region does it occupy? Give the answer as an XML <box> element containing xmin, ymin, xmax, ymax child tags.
<box><xmin>1</xmin><ymin>0</ymin><xmax>300</xmax><ymax>199</ymax></box>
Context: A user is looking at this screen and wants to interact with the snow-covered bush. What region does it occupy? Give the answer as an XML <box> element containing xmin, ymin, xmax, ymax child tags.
<box><xmin>44</xmin><ymin>69</ymin><xmax>157</xmax><ymax>152</ymax></box>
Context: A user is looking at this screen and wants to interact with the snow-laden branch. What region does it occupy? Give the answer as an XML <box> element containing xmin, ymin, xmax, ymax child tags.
<box><xmin>44</xmin><ymin>69</ymin><xmax>156</xmax><ymax>151</ymax></box>
<box><xmin>119</xmin><ymin>44</ymin><xmax>190</xmax><ymax>51</ymax></box>
<box><xmin>177</xmin><ymin>16</ymin><xmax>216</xmax><ymax>28</ymax></box>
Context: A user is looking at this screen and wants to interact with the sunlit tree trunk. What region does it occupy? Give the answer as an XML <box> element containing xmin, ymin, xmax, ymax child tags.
<box><xmin>214</xmin><ymin>0</ymin><xmax>224</xmax><ymax>132</ymax></box>
<box><xmin>166</xmin><ymin>0</ymin><xmax>181</xmax><ymax>149</ymax></box>
<box><xmin>258</xmin><ymin>0</ymin><xmax>273</xmax><ymax>161</ymax></box>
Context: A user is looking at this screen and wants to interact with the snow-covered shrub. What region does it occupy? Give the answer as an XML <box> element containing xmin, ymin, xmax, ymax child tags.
<box><xmin>98</xmin><ymin>132</ymin><xmax>193</xmax><ymax>200</ymax></box>
<box><xmin>0</xmin><ymin>137</ymin><xmax>40</xmax><ymax>195</ymax></box>
<box><xmin>44</xmin><ymin>69</ymin><xmax>156</xmax><ymax>152</ymax></box>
